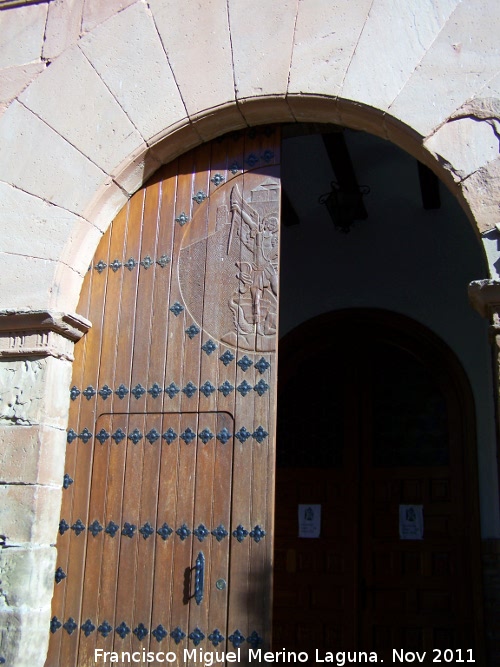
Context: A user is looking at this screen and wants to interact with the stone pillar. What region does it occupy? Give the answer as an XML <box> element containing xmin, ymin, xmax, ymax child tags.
<box><xmin>0</xmin><ymin>311</ymin><xmax>90</xmax><ymax>667</ymax></box>
<box><xmin>469</xmin><ymin>280</ymin><xmax>500</xmax><ymax>666</ymax></box>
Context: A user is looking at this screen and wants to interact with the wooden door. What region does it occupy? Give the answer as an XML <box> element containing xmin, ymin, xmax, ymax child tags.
<box><xmin>273</xmin><ymin>311</ymin><xmax>482</xmax><ymax>664</ymax></box>
<box><xmin>358</xmin><ymin>338</ymin><xmax>476</xmax><ymax>661</ymax></box>
<box><xmin>46</xmin><ymin>127</ymin><xmax>281</xmax><ymax>666</ymax></box>
<box><xmin>273</xmin><ymin>336</ymin><xmax>360</xmax><ymax>654</ymax></box>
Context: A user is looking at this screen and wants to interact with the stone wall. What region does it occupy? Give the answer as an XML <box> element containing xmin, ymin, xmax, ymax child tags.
<box><xmin>0</xmin><ymin>313</ymin><xmax>89</xmax><ymax>665</ymax></box>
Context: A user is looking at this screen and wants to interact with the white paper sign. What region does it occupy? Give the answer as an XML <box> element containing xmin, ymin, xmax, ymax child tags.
<box><xmin>399</xmin><ymin>504</ymin><xmax>424</xmax><ymax>540</ymax></box>
<box><xmin>298</xmin><ymin>504</ymin><xmax>321</xmax><ymax>538</ymax></box>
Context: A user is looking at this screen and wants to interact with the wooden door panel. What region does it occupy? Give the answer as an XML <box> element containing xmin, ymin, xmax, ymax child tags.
<box><xmin>359</xmin><ymin>338</ymin><xmax>476</xmax><ymax>663</ymax></box>
<box><xmin>47</xmin><ymin>127</ymin><xmax>281</xmax><ymax>666</ymax></box>
<box><xmin>273</xmin><ymin>469</ymin><xmax>358</xmax><ymax>653</ymax></box>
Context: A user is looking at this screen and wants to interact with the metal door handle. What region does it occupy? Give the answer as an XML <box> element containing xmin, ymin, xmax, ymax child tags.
<box><xmin>194</xmin><ymin>552</ymin><xmax>205</xmax><ymax>605</ymax></box>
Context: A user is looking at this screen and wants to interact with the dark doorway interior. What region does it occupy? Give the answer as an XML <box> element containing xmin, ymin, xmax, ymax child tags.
<box><xmin>272</xmin><ymin>310</ymin><xmax>482</xmax><ymax>663</ymax></box>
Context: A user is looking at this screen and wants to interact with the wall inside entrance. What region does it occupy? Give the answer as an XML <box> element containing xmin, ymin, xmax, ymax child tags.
<box><xmin>279</xmin><ymin>129</ymin><xmax>499</xmax><ymax>538</ymax></box>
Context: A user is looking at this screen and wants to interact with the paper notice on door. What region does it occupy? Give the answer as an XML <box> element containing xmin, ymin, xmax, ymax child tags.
<box><xmin>399</xmin><ymin>504</ymin><xmax>424</xmax><ymax>540</ymax></box>
<box><xmin>298</xmin><ymin>504</ymin><xmax>321</xmax><ymax>538</ymax></box>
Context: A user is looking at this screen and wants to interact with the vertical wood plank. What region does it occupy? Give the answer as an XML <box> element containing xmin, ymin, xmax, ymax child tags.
<box><xmin>109</xmin><ymin>189</ymin><xmax>145</xmax><ymax>657</ymax></box>
<box><xmin>58</xmin><ymin>221</ymin><xmax>112</xmax><ymax>667</ymax></box>
<box><xmin>77</xmin><ymin>201</ymin><xmax>130</xmax><ymax>666</ymax></box>
<box><xmin>45</xmin><ymin>267</ymin><xmax>93</xmax><ymax>667</ymax></box>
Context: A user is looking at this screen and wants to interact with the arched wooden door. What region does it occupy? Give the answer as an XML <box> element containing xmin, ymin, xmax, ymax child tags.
<box><xmin>273</xmin><ymin>311</ymin><xmax>483</xmax><ymax>664</ymax></box>
<box><xmin>46</xmin><ymin>127</ymin><xmax>281</xmax><ymax>666</ymax></box>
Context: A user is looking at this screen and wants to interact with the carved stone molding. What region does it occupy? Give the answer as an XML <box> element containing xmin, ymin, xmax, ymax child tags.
<box><xmin>469</xmin><ymin>280</ymin><xmax>500</xmax><ymax>320</ymax></box>
<box><xmin>0</xmin><ymin>311</ymin><xmax>91</xmax><ymax>361</ymax></box>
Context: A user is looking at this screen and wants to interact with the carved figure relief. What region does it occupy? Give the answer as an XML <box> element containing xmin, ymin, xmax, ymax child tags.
<box><xmin>178</xmin><ymin>178</ymin><xmax>279</xmax><ymax>352</ymax></box>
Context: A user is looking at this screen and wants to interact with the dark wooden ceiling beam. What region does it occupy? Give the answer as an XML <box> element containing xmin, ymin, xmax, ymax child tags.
<box><xmin>321</xmin><ymin>131</ymin><xmax>368</xmax><ymax>221</ymax></box>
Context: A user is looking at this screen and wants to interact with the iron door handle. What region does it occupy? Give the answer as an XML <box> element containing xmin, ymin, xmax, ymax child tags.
<box><xmin>194</xmin><ymin>552</ymin><xmax>205</xmax><ymax>605</ymax></box>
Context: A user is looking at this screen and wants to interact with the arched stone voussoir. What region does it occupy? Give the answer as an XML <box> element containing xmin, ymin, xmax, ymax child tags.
<box><xmin>387</xmin><ymin>0</ymin><xmax>500</xmax><ymax>140</ymax></box>
<box><xmin>0</xmin><ymin>100</ymin><xmax>106</xmax><ymax>216</ymax></box>
<box><xmin>229</xmin><ymin>0</ymin><xmax>297</xmax><ymax>100</ymax></box>
<box><xmin>148</xmin><ymin>0</ymin><xmax>235</xmax><ymax>118</ymax></box>
<box><xmin>18</xmin><ymin>44</ymin><xmax>146</xmax><ymax>177</ymax></box>
<box><xmin>48</xmin><ymin>92</ymin><xmax>494</xmax><ymax>312</ymax></box>
<box><xmin>339</xmin><ymin>0</ymin><xmax>462</xmax><ymax>115</ymax></box>
<box><xmin>78</xmin><ymin>1</ymin><xmax>187</xmax><ymax>142</ymax></box>
<box><xmin>288</xmin><ymin>0</ymin><xmax>372</xmax><ymax>99</ymax></box>
<box><xmin>0</xmin><ymin>182</ymin><xmax>95</xmax><ymax>267</ymax></box>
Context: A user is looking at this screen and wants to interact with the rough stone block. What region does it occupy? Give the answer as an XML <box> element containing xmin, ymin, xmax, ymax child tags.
<box><xmin>79</xmin><ymin>2</ymin><xmax>186</xmax><ymax>142</ymax></box>
<box><xmin>462</xmin><ymin>157</ymin><xmax>500</xmax><ymax>235</ymax></box>
<box><xmin>20</xmin><ymin>46</ymin><xmax>145</xmax><ymax>175</ymax></box>
<box><xmin>0</xmin><ymin>101</ymin><xmax>105</xmax><ymax>216</ymax></box>
<box><xmin>288</xmin><ymin>0</ymin><xmax>372</xmax><ymax>97</ymax></box>
<box><xmin>425</xmin><ymin>117</ymin><xmax>499</xmax><ymax>181</ymax></box>
<box><xmin>149</xmin><ymin>0</ymin><xmax>235</xmax><ymax>116</ymax></box>
<box><xmin>229</xmin><ymin>0</ymin><xmax>296</xmax><ymax>99</ymax></box>
<box><xmin>0</xmin><ymin>604</ymin><xmax>52</xmax><ymax>666</ymax></box>
<box><xmin>341</xmin><ymin>0</ymin><xmax>460</xmax><ymax>111</ymax></box>
<box><xmin>0</xmin><ymin>484</ymin><xmax>62</xmax><ymax>545</ymax></box>
<box><xmin>388</xmin><ymin>0</ymin><xmax>500</xmax><ymax>137</ymax></box>
<box><xmin>0</xmin><ymin>424</ymin><xmax>66</xmax><ymax>486</ymax></box>
<box><xmin>43</xmin><ymin>0</ymin><xmax>85</xmax><ymax>61</ymax></box>
<box><xmin>0</xmin><ymin>356</ymin><xmax>72</xmax><ymax>428</ymax></box>
<box><xmin>0</xmin><ymin>3</ymin><xmax>47</xmax><ymax>69</ymax></box>
<box><xmin>0</xmin><ymin>545</ymin><xmax>56</xmax><ymax>609</ymax></box>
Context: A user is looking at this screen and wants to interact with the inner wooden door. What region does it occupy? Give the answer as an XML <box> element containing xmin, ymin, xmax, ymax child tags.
<box><xmin>46</xmin><ymin>127</ymin><xmax>281</xmax><ymax>667</ymax></box>
<box><xmin>273</xmin><ymin>311</ymin><xmax>482</xmax><ymax>664</ymax></box>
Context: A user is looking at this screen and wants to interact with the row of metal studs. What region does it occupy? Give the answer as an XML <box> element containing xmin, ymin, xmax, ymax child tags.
<box><xmin>50</xmin><ymin>617</ymin><xmax>262</xmax><ymax>649</ymax></box>
<box><xmin>57</xmin><ymin>520</ymin><xmax>265</xmax><ymax>543</ymax></box>
<box><xmin>66</xmin><ymin>425</ymin><xmax>268</xmax><ymax>445</ymax></box>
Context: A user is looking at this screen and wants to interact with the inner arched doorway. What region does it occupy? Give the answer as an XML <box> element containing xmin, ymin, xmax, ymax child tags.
<box><xmin>273</xmin><ymin>310</ymin><xmax>483</xmax><ymax>663</ymax></box>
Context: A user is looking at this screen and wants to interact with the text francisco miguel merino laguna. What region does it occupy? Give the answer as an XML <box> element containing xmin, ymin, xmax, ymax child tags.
<box><xmin>95</xmin><ymin>648</ymin><xmax>396</xmax><ymax>664</ymax></box>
